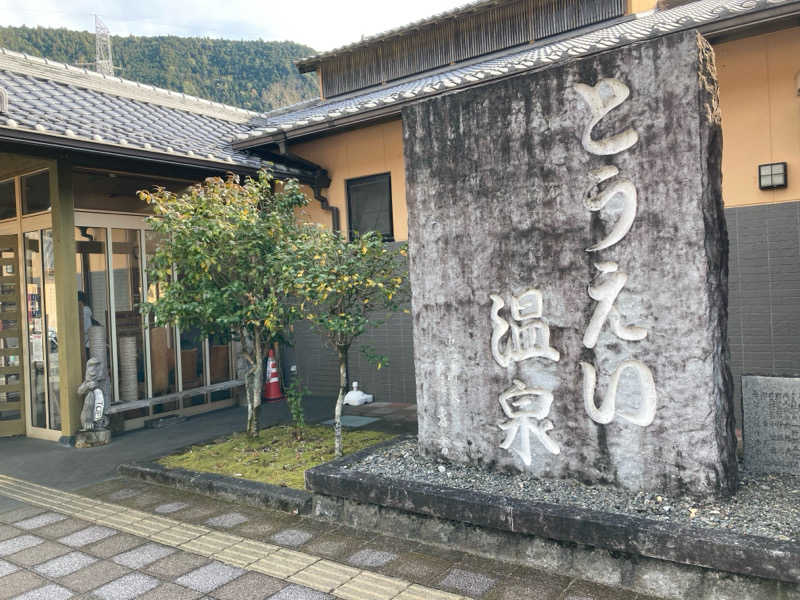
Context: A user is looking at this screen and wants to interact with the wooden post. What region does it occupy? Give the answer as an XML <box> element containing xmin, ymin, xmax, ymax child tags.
<box><xmin>52</xmin><ymin>159</ymin><xmax>82</xmax><ymax>441</ymax></box>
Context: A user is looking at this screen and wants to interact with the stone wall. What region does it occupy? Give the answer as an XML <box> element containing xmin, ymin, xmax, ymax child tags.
<box><xmin>403</xmin><ymin>31</ymin><xmax>737</xmax><ymax>495</ymax></box>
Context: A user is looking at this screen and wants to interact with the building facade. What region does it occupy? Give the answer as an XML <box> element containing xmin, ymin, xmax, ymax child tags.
<box><xmin>0</xmin><ymin>52</ymin><xmax>319</xmax><ymax>441</ymax></box>
<box><xmin>237</xmin><ymin>0</ymin><xmax>800</xmax><ymax>427</ymax></box>
<box><xmin>0</xmin><ymin>0</ymin><xmax>798</xmax><ymax>443</ymax></box>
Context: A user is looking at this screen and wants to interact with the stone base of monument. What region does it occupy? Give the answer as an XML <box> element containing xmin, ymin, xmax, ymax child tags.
<box><xmin>305</xmin><ymin>438</ymin><xmax>799</xmax><ymax>600</ymax></box>
<box><xmin>74</xmin><ymin>428</ymin><xmax>111</xmax><ymax>448</ymax></box>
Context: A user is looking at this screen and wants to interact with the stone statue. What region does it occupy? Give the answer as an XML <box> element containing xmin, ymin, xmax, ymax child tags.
<box><xmin>78</xmin><ymin>358</ymin><xmax>107</xmax><ymax>432</ymax></box>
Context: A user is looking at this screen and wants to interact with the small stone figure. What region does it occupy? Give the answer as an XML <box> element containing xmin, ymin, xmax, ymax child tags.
<box><xmin>78</xmin><ymin>358</ymin><xmax>108</xmax><ymax>432</ymax></box>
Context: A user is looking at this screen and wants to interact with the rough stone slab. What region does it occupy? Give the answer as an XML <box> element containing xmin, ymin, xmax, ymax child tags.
<box><xmin>439</xmin><ymin>568</ymin><xmax>496</xmax><ymax>597</ymax></box>
<box><xmin>58</xmin><ymin>560</ymin><xmax>131</xmax><ymax>594</ymax></box>
<box><xmin>742</xmin><ymin>375</ymin><xmax>800</xmax><ymax>474</ymax></box>
<box><xmin>13</xmin><ymin>583</ymin><xmax>74</xmax><ymax>600</ymax></box>
<box><xmin>272</xmin><ymin>529</ymin><xmax>313</xmax><ymax>547</ymax></box>
<box><xmin>6</xmin><ymin>540</ymin><xmax>70</xmax><ymax>567</ymax></box>
<box><xmin>154</xmin><ymin>502</ymin><xmax>190</xmax><ymax>514</ymax></box>
<box><xmin>402</xmin><ymin>29</ymin><xmax>736</xmax><ymax>496</ymax></box>
<box><xmin>0</xmin><ymin>557</ymin><xmax>19</xmax><ymax>576</ymax></box>
<box><xmin>305</xmin><ymin>440</ymin><xmax>800</xmax><ymax>585</ymax></box>
<box><xmin>0</xmin><ymin>535</ymin><xmax>43</xmax><ymax>556</ymax></box>
<box><xmin>13</xmin><ymin>512</ymin><xmax>67</xmax><ymax>530</ymax></box>
<box><xmin>211</xmin><ymin>571</ymin><xmax>286</xmax><ymax>600</ymax></box>
<box><xmin>33</xmin><ymin>551</ymin><xmax>96</xmax><ymax>577</ymax></box>
<box><xmin>93</xmin><ymin>573</ymin><xmax>160</xmax><ymax>600</ymax></box>
<box><xmin>206</xmin><ymin>512</ymin><xmax>249</xmax><ymax>528</ymax></box>
<box><xmin>268</xmin><ymin>584</ymin><xmax>333</xmax><ymax>600</ymax></box>
<box><xmin>58</xmin><ymin>525</ymin><xmax>117</xmax><ymax>547</ymax></box>
<box><xmin>347</xmin><ymin>549</ymin><xmax>397</xmax><ymax>568</ymax></box>
<box><xmin>174</xmin><ymin>561</ymin><xmax>244</xmax><ymax>592</ymax></box>
<box><xmin>0</xmin><ymin>570</ymin><xmax>47</xmax><ymax>598</ymax></box>
<box><xmin>112</xmin><ymin>542</ymin><xmax>175</xmax><ymax>568</ymax></box>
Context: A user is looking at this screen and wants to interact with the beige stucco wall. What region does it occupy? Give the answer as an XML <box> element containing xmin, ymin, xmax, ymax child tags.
<box><xmin>627</xmin><ymin>0</ymin><xmax>657</xmax><ymax>13</ymax></box>
<box><xmin>292</xmin><ymin>26</ymin><xmax>799</xmax><ymax>224</ymax></box>
<box><xmin>716</xmin><ymin>26</ymin><xmax>800</xmax><ymax>208</ymax></box>
<box><xmin>290</xmin><ymin>120</ymin><xmax>408</xmax><ymax>241</ymax></box>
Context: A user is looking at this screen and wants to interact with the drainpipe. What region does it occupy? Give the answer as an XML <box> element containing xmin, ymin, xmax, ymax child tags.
<box><xmin>276</xmin><ymin>140</ymin><xmax>340</xmax><ymax>233</ymax></box>
<box><xmin>311</xmin><ymin>171</ymin><xmax>339</xmax><ymax>234</ymax></box>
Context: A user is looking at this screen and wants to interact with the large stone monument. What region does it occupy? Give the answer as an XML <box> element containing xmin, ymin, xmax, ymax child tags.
<box><xmin>403</xmin><ymin>31</ymin><xmax>737</xmax><ymax>496</ymax></box>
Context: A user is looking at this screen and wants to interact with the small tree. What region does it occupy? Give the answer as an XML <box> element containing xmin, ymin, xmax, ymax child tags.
<box><xmin>294</xmin><ymin>229</ymin><xmax>409</xmax><ymax>457</ymax></box>
<box><xmin>140</xmin><ymin>172</ymin><xmax>307</xmax><ymax>436</ymax></box>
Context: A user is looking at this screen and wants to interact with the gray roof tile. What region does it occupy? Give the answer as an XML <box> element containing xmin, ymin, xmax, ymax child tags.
<box><xmin>242</xmin><ymin>0</ymin><xmax>798</xmax><ymax>143</ymax></box>
<box><xmin>0</xmin><ymin>49</ymin><xmax>310</xmax><ymax>175</ymax></box>
<box><xmin>0</xmin><ymin>68</ymin><xmax>257</xmax><ymax>166</ymax></box>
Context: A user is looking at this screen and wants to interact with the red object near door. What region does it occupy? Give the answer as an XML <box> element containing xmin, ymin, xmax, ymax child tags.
<box><xmin>262</xmin><ymin>349</ymin><xmax>284</xmax><ymax>403</ymax></box>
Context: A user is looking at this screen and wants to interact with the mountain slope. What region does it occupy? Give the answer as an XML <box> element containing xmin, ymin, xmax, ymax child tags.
<box><xmin>0</xmin><ymin>25</ymin><xmax>319</xmax><ymax>112</ymax></box>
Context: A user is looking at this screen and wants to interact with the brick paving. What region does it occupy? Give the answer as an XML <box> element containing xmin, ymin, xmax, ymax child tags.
<box><xmin>0</xmin><ymin>474</ymin><xmax>665</xmax><ymax>599</ymax></box>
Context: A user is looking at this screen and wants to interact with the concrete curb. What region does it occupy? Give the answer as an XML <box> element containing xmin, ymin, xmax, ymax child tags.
<box><xmin>118</xmin><ymin>461</ymin><xmax>313</xmax><ymax>515</ymax></box>
<box><xmin>305</xmin><ymin>437</ymin><xmax>800</xmax><ymax>586</ymax></box>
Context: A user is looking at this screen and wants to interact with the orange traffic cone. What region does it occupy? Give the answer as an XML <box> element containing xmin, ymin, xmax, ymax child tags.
<box><xmin>262</xmin><ymin>349</ymin><xmax>284</xmax><ymax>403</ymax></box>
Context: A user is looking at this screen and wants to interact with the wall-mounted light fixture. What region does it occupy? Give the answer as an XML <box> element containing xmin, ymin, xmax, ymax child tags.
<box><xmin>759</xmin><ymin>162</ymin><xmax>787</xmax><ymax>190</ymax></box>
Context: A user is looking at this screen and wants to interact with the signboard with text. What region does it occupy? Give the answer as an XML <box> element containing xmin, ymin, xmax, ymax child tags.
<box><xmin>404</xmin><ymin>31</ymin><xmax>737</xmax><ymax>496</ymax></box>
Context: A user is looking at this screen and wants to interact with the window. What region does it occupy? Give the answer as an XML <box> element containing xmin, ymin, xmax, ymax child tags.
<box><xmin>21</xmin><ymin>171</ymin><xmax>50</xmax><ymax>215</ymax></box>
<box><xmin>347</xmin><ymin>173</ymin><xmax>393</xmax><ymax>241</ymax></box>
<box><xmin>0</xmin><ymin>179</ymin><xmax>15</xmax><ymax>220</ymax></box>
<box><xmin>758</xmin><ymin>162</ymin><xmax>787</xmax><ymax>190</ymax></box>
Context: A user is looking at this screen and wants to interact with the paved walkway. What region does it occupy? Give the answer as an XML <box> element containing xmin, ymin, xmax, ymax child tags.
<box><xmin>0</xmin><ymin>397</ymin><xmax>411</xmax><ymax>511</ymax></box>
<box><xmin>0</xmin><ymin>402</ymin><xmax>314</xmax><ymax>495</ymax></box>
<box><xmin>0</xmin><ymin>474</ymin><xmax>663</xmax><ymax>600</ymax></box>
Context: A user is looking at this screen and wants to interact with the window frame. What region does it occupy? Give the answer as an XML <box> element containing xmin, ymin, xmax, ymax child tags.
<box><xmin>345</xmin><ymin>172</ymin><xmax>394</xmax><ymax>242</ymax></box>
<box><xmin>20</xmin><ymin>169</ymin><xmax>51</xmax><ymax>216</ymax></box>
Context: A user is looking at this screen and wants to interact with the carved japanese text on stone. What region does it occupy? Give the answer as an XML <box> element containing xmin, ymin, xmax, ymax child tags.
<box><xmin>404</xmin><ymin>31</ymin><xmax>737</xmax><ymax>495</ymax></box>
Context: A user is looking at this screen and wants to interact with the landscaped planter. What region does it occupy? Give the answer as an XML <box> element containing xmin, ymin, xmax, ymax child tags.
<box><xmin>119</xmin><ymin>460</ymin><xmax>313</xmax><ymax>515</ymax></box>
<box><xmin>304</xmin><ymin>437</ymin><xmax>800</xmax><ymax>600</ymax></box>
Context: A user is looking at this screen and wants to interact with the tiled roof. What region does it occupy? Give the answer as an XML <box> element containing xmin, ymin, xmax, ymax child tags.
<box><xmin>239</xmin><ymin>0</ymin><xmax>799</xmax><ymax>146</ymax></box>
<box><xmin>0</xmin><ymin>48</ymin><xmax>303</xmax><ymax>174</ymax></box>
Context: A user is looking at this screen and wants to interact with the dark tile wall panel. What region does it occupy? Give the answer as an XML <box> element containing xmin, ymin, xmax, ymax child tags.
<box><xmin>286</xmin><ymin>202</ymin><xmax>800</xmax><ymax>415</ymax></box>
<box><xmin>284</xmin><ymin>248</ymin><xmax>416</xmax><ymax>404</ymax></box>
<box><xmin>285</xmin><ymin>320</ymin><xmax>341</xmax><ymax>399</ymax></box>
<box><xmin>725</xmin><ymin>201</ymin><xmax>800</xmax><ymax>427</ymax></box>
<box><xmin>345</xmin><ymin>308</ymin><xmax>416</xmax><ymax>404</ymax></box>
<box><xmin>286</xmin><ymin>308</ymin><xmax>416</xmax><ymax>404</ymax></box>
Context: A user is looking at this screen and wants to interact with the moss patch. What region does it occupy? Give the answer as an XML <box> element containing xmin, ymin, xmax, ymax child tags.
<box><xmin>158</xmin><ymin>425</ymin><xmax>395</xmax><ymax>490</ymax></box>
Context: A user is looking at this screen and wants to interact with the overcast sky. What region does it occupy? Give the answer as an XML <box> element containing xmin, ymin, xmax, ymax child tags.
<box><xmin>0</xmin><ymin>0</ymin><xmax>470</xmax><ymax>52</ymax></box>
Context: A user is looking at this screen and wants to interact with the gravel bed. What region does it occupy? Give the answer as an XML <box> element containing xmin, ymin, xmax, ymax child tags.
<box><xmin>350</xmin><ymin>437</ymin><xmax>800</xmax><ymax>542</ymax></box>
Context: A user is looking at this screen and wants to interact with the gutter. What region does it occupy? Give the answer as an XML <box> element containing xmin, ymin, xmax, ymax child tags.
<box><xmin>700</xmin><ymin>0</ymin><xmax>800</xmax><ymax>38</ymax></box>
<box><xmin>0</xmin><ymin>127</ymin><xmax>319</xmax><ymax>183</ymax></box>
<box><xmin>234</xmin><ymin>1</ymin><xmax>800</xmax><ymax>150</ymax></box>
<box><xmin>2</xmin><ymin>126</ymin><xmax>341</xmax><ymax>230</ymax></box>
<box><xmin>233</xmin><ymin>108</ymin><xmax>402</xmax><ymax>151</ymax></box>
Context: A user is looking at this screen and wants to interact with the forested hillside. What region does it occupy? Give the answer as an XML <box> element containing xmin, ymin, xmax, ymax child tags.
<box><xmin>0</xmin><ymin>26</ymin><xmax>319</xmax><ymax>112</ymax></box>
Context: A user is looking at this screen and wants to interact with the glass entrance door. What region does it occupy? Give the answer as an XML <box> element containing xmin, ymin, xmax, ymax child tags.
<box><xmin>0</xmin><ymin>235</ymin><xmax>24</xmax><ymax>436</ymax></box>
<box><xmin>23</xmin><ymin>229</ymin><xmax>60</xmax><ymax>431</ymax></box>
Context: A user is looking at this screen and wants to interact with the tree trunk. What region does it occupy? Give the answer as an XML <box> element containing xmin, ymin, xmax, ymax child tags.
<box><xmin>246</xmin><ymin>335</ymin><xmax>264</xmax><ymax>437</ymax></box>
<box><xmin>334</xmin><ymin>346</ymin><xmax>348</xmax><ymax>458</ymax></box>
